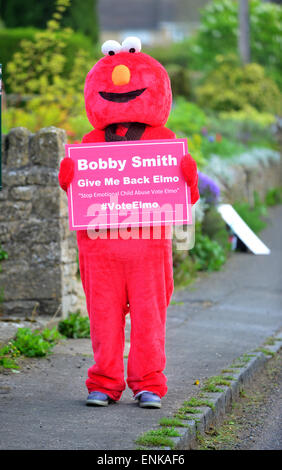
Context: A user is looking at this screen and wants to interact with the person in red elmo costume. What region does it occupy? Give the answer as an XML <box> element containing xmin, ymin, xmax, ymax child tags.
<box><xmin>59</xmin><ymin>37</ymin><xmax>199</xmax><ymax>408</ymax></box>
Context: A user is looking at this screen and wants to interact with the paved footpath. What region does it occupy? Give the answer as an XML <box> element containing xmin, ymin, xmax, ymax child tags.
<box><xmin>0</xmin><ymin>206</ymin><xmax>281</xmax><ymax>450</ymax></box>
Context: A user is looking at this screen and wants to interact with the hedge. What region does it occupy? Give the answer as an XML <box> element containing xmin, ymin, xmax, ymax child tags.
<box><xmin>0</xmin><ymin>27</ymin><xmax>96</xmax><ymax>92</ymax></box>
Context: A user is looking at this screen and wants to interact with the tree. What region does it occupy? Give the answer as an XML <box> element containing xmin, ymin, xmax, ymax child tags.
<box><xmin>0</xmin><ymin>0</ymin><xmax>98</xmax><ymax>42</ymax></box>
<box><xmin>238</xmin><ymin>0</ymin><xmax>251</xmax><ymax>64</ymax></box>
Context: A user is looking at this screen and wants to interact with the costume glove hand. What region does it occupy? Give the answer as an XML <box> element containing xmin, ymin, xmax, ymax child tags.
<box><xmin>58</xmin><ymin>157</ymin><xmax>75</xmax><ymax>192</ymax></box>
<box><xmin>180</xmin><ymin>154</ymin><xmax>200</xmax><ymax>205</ymax></box>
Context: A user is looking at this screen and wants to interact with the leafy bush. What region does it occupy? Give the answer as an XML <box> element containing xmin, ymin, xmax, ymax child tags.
<box><xmin>173</xmin><ymin>255</ymin><xmax>198</xmax><ymax>289</ymax></box>
<box><xmin>187</xmin><ymin>134</ymin><xmax>207</xmax><ymax>170</ymax></box>
<box><xmin>233</xmin><ymin>192</ymin><xmax>267</xmax><ymax>234</ymax></box>
<box><xmin>0</xmin><ymin>342</ymin><xmax>21</xmax><ymax>369</ymax></box>
<box><xmin>265</xmin><ymin>187</ymin><xmax>282</xmax><ymax>207</ymax></box>
<box><xmin>0</xmin><ymin>27</ymin><xmax>37</xmax><ymax>90</ymax></box>
<box><xmin>188</xmin><ymin>0</ymin><xmax>282</xmax><ymax>88</ymax></box>
<box><xmin>209</xmin><ymin>109</ymin><xmax>277</xmax><ymax>148</ymax></box>
<box><xmin>200</xmin><ymin>133</ymin><xmax>247</xmax><ymax>160</ymax></box>
<box><xmin>0</xmin><ymin>0</ymin><xmax>99</xmax><ymax>43</ymax></box>
<box><xmin>3</xmin><ymin>0</ymin><xmax>95</xmax><ymax>140</ymax></box>
<box><xmin>1</xmin><ymin>28</ymin><xmax>94</xmax><ymax>94</ymax></box>
<box><xmin>58</xmin><ymin>311</ymin><xmax>90</xmax><ymax>338</ymax></box>
<box><xmin>196</xmin><ymin>59</ymin><xmax>281</xmax><ymax>115</ymax></box>
<box><xmin>0</xmin><ymin>326</ymin><xmax>63</xmax><ymax>369</ymax></box>
<box><xmin>6</xmin><ymin>2</ymin><xmax>92</xmax><ymax>96</ymax></box>
<box><xmin>166</xmin><ymin>64</ymin><xmax>191</xmax><ymax>99</ymax></box>
<box><xmin>167</xmin><ymin>98</ymin><xmax>208</xmax><ymax>169</ymax></box>
<box><xmin>168</xmin><ymin>98</ymin><xmax>207</xmax><ymax>135</ymax></box>
<box><xmin>189</xmin><ymin>227</ymin><xmax>227</xmax><ymax>272</ymax></box>
<box><xmin>13</xmin><ymin>327</ymin><xmax>62</xmax><ymax>357</ymax></box>
<box><xmin>201</xmin><ymin>207</ymin><xmax>231</xmax><ymax>255</ymax></box>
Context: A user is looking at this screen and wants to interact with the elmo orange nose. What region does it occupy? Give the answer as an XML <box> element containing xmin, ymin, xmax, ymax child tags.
<box><xmin>112</xmin><ymin>65</ymin><xmax>131</xmax><ymax>86</ymax></box>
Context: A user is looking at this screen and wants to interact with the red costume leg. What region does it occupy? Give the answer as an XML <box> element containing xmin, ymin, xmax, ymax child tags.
<box><xmin>125</xmin><ymin>238</ymin><xmax>174</xmax><ymax>398</ymax></box>
<box><xmin>78</xmin><ymin>233</ymin><xmax>128</xmax><ymax>401</ymax></box>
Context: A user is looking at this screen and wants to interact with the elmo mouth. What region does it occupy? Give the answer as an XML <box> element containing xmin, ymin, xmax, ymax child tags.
<box><xmin>99</xmin><ymin>88</ymin><xmax>146</xmax><ymax>103</ymax></box>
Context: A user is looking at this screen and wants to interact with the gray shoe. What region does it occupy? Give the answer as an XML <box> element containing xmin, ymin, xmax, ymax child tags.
<box><xmin>138</xmin><ymin>392</ymin><xmax>162</xmax><ymax>408</ymax></box>
<box><xmin>86</xmin><ymin>391</ymin><xmax>112</xmax><ymax>406</ymax></box>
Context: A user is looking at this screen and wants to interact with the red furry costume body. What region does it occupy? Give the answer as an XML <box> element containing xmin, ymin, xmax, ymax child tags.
<box><xmin>59</xmin><ymin>39</ymin><xmax>199</xmax><ymax>401</ymax></box>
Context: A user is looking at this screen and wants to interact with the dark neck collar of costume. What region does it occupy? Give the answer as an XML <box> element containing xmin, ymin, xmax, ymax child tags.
<box><xmin>105</xmin><ymin>122</ymin><xmax>146</xmax><ymax>142</ymax></box>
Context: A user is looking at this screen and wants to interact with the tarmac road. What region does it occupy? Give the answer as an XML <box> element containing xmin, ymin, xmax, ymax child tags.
<box><xmin>0</xmin><ymin>206</ymin><xmax>281</xmax><ymax>450</ymax></box>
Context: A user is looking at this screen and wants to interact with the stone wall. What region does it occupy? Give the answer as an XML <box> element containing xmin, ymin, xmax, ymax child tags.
<box><xmin>0</xmin><ymin>126</ymin><xmax>80</xmax><ymax>318</ymax></box>
<box><xmin>203</xmin><ymin>149</ymin><xmax>282</xmax><ymax>206</ymax></box>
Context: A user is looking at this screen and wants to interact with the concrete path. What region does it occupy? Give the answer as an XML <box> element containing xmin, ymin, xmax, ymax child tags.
<box><xmin>0</xmin><ymin>206</ymin><xmax>281</xmax><ymax>450</ymax></box>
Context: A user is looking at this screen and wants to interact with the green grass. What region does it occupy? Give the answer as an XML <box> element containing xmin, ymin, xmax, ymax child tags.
<box><xmin>170</xmin><ymin>300</ymin><xmax>184</xmax><ymax>306</ymax></box>
<box><xmin>200</xmin><ymin>375</ymin><xmax>234</xmax><ymax>393</ymax></box>
<box><xmin>159</xmin><ymin>417</ymin><xmax>188</xmax><ymax>428</ymax></box>
<box><xmin>174</xmin><ymin>407</ymin><xmax>201</xmax><ymax>419</ymax></box>
<box><xmin>255</xmin><ymin>347</ymin><xmax>275</xmax><ymax>357</ymax></box>
<box><xmin>135</xmin><ymin>427</ymin><xmax>180</xmax><ymax>449</ymax></box>
<box><xmin>265</xmin><ymin>187</ymin><xmax>282</xmax><ymax>207</ymax></box>
<box><xmin>263</xmin><ymin>336</ymin><xmax>282</xmax><ymax>346</ymax></box>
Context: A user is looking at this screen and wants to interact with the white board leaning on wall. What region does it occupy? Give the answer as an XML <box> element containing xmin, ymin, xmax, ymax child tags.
<box><xmin>217</xmin><ymin>204</ymin><xmax>271</xmax><ymax>255</ymax></box>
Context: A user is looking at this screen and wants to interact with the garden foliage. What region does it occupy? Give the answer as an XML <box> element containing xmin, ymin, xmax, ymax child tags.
<box><xmin>196</xmin><ymin>58</ymin><xmax>281</xmax><ymax>115</ymax></box>
<box><xmin>58</xmin><ymin>311</ymin><xmax>90</xmax><ymax>338</ymax></box>
<box><xmin>3</xmin><ymin>0</ymin><xmax>94</xmax><ymax>139</ymax></box>
<box><xmin>188</xmin><ymin>0</ymin><xmax>282</xmax><ymax>88</ymax></box>
<box><xmin>0</xmin><ymin>326</ymin><xmax>63</xmax><ymax>370</ymax></box>
<box><xmin>0</xmin><ymin>0</ymin><xmax>99</xmax><ymax>42</ymax></box>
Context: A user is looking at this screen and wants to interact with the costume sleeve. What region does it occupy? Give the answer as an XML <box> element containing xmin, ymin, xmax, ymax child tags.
<box><xmin>143</xmin><ymin>126</ymin><xmax>176</xmax><ymax>140</ymax></box>
<box><xmin>82</xmin><ymin>129</ymin><xmax>105</xmax><ymax>143</ymax></box>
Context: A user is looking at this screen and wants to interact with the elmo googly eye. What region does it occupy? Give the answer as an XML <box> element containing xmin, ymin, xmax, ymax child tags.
<box><xmin>121</xmin><ymin>37</ymin><xmax>142</xmax><ymax>53</ymax></box>
<box><xmin>101</xmin><ymin>40</ymin><xmax>121</xmax><ymax>56</ymax></box>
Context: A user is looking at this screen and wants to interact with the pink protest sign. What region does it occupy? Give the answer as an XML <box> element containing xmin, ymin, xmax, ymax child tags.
<box><xmin>65</xmin><ymin>139</ymin><xmax>192</xmax><ymax>230</ymax></box>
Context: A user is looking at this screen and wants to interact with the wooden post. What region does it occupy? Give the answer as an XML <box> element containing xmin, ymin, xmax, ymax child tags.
<box><xmin>238</xmin><ymin>0</ymin><xmax>251</xmax><ymax>64</ymax></box>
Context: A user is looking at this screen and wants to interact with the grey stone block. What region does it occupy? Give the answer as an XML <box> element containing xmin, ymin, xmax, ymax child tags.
<box><xmin>5</xmin><ymin>127</ymin><xmax>32</xmax><ymax>168</ymax></box>
<box><xmin>30</xmin><ymin>126</ymin><xmax>66</xmax><ymax>168</ymax></box>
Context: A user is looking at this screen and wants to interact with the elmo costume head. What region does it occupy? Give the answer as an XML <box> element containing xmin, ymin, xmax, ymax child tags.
<box><xmin>84</xmin><ymin>37</ymin><xmax>172</xmax><ymax>130</ymax></box>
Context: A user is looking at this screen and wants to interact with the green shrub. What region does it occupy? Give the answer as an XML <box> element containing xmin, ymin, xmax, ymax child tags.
<box><xmin>58</xmin><ymin>311</ymin><xmax>90</xmax><ymax>338</ymax></box>
<box><xmin>200</xmin><ymin>134</ymin><xmax>247</xmax><ymax>160</ymax></box>
<box><xmin>189</xmin><ymin>226</ymin><xmax>227</xmax><ymax>272</ymax></box>
<box><xmin>13</xmin><ymin>327</ymin><xmax>62</xmax><ymax>357</ymax></box>
<box><xmin>0</xmin><ymin>27</ymin><xmax>38</xmax><ymax>91</ymax></box>
<box><xmin>1</xmin><ymin>28</ymin><xmax>94</xmax><ymax>93</ymax></box>
<box><xmin>265</xmin><ymin>187</ymin><xmax>282</xmax><ymax>207</ymax></box>
<box><xmin>173</xmin><ymin>255</ymin><xmax>198</xmax><ymax>289</ymax></box>
<box><xmin>209</xmin><ymin>109</ymin><xmax>277</xmax><ymax>149</ymax></box>
<box><xmin>0</xmin><ymin>0</ymin><xmax>99</xmax><ymax>43</ymax></box>
<box><xmin>168</xmin><ymin>97</ymin><xmax>207</xmax><ymax>135</ymax></box>
<box><xmin>233</xmin><ymin>191</ymin><xmax>267</xmax><ymax>234</ymax></box>
<box><xmin>0</xmin><ymin>326</ymin><xmax>62</xmax><ymax>369</ymax></box>
<box><xmin>188</xmin><ymin>0</ymin><xmax>282</xmax><ymax>88</ymax></box>
<box><xmin>167</xmin><ymin>98</ymin><xmax>208</xmax><ymax>169</ymax></box>
<box><xmin>166</xmin><ymin>64</ymin><xmax>191</xmax><ymax>99</ymax></box>
<box><xmin>196</xmin><ymin>60</ymin><xmax>281</xmax><ymax>115</ymax></box>
<box><xmin>201</xmin><ymin>207</ymin><xmax>231</xmax><ymax>255</ymax></box>
<box><xmin>3</xmin><ymin>0</ymin><xmax>95</xmax><ymax>141</ymax></box>
<box><xmin>0</xmin><ymin>342</ymin><xmax>21</xmax><ymax>370</ymax></box>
